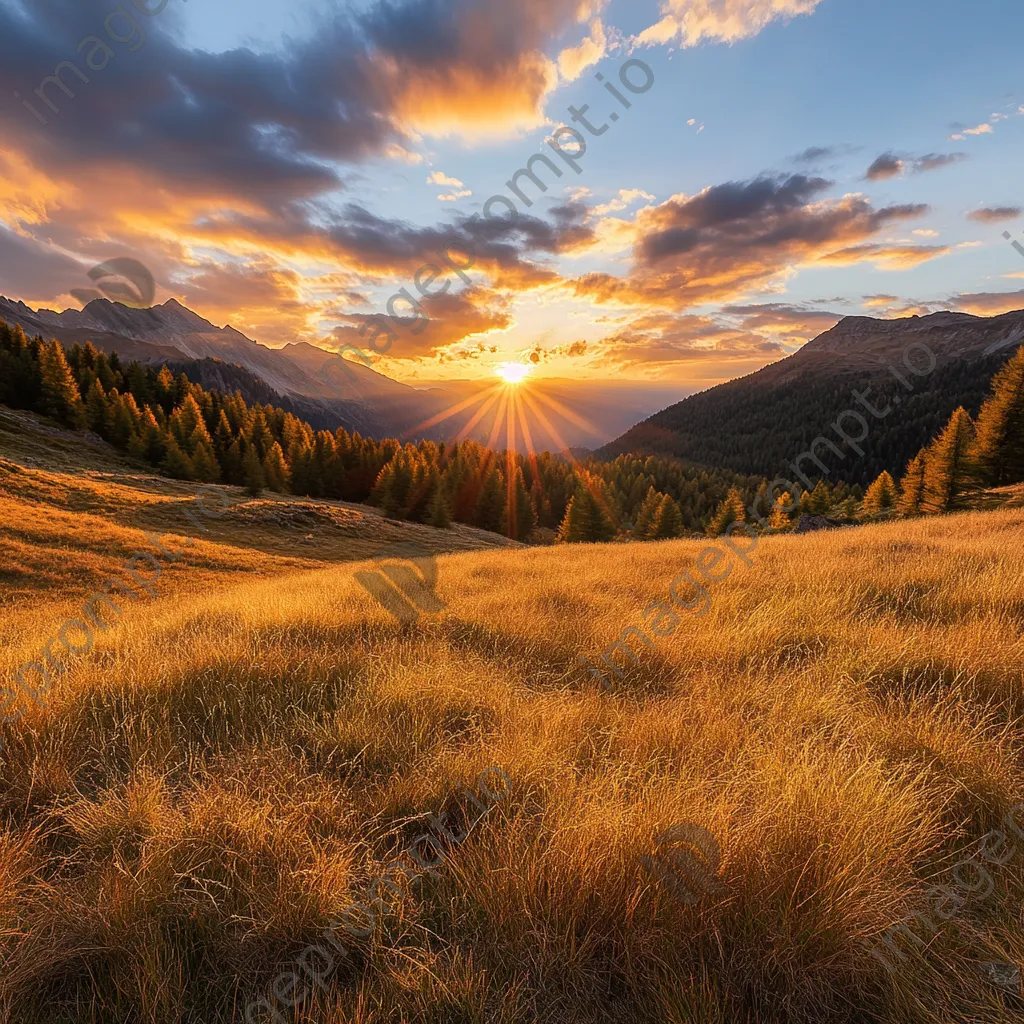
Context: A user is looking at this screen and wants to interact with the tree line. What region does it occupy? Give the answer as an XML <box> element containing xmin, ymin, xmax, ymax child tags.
<box><xmin>0</xmin><ymin>321</ymin><xmax>757</xmax><ymax>542</ymax></box>
<box><xmin>5</xmin><ymin>322</ymin><xmax>1019</xmax><ymax>543</ymax></box>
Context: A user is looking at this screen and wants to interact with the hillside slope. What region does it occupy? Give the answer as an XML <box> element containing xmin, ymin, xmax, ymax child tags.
<box><xmin>1</xmin><ymin>417</ymin><xmax>1023</xmax><ymax>1022</ymax></box>
<box><xmin>598</xmin><ymin>309</ymin><xmax>1024</xmax><ymax>486</ymax></box>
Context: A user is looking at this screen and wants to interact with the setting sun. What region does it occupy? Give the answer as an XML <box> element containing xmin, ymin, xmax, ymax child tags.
<box><xmin>496</xmin><ymin>362</ymin><xmax>531</xmax><ymax>385</ymax></box>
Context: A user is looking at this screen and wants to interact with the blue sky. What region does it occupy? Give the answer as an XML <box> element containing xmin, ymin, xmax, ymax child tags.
<box><xmin>1</xmin><ymin>0</ymin><xmax>1022</xmax><ymax>386</ymax></box>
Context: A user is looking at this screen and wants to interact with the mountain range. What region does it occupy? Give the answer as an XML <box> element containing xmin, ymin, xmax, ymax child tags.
<box><xmin>0</xmin><ymin>296</ymin><xmax>682</xmax><ymax>451</ymax></box>
<box><xmin>5</xmin><ymin>294</ymin><xmax>1023</xmax><ymax>480</ymax></box>
<box><xmin>598</xmin><ymin>308</ymin><xmax>1024</xmax><ymax>486</ymax></box>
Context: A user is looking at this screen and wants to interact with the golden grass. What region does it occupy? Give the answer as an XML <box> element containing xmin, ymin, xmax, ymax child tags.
<box><xmin>2</xmin><ymin>416</ymin><xmax>1024</xmax><ymax>1022</ymax></box>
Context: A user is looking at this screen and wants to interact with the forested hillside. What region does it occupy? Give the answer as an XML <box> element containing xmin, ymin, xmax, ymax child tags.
<box><xmin>0</xmin><ymin>320</ymin><xmax>756</xmax><ymax>541</ymax></box>
<box><xmin>599</xmin><ymin>311</ymin><xmax>1024</xmax><ymax>486</ymax></box>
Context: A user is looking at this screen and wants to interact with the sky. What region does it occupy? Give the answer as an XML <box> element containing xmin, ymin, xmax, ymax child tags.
<box><xmin>1</xmin><ymin>0</ymin><xmax>1023</xmax><ymax>389</ymax></box>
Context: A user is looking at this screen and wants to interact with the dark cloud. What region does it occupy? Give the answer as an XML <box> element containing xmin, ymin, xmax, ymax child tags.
<box><xmin>329</xmin><ymin>287</ymin><xmax>514</xmax><ymax>359</ymax></box>
<box><xmin>719</xmin><ymin>302</ymin><xmax>843</xmax><ymax>342</ymax></box>
<box><xmin>967</xmin><ymin>207</ymin><xmax>1022</xmax><ymax>223</ymax></box>
<box><xmin>0</xmin><ymin>0</ymin><xmax>592</xmax><ymax>228</ymax></box>
<box><xmin>866</xmin><ymin>151</ymin><xmax>968</xmax><ymax>180</ymax></box>
<box><xmin>950</xmin><ymin>289</ymin><xmax>1024</xmax><ymax>315</ymax></box>
<box><xmin>914</xmin><ymin>152</ymin><xmax>968</xmax><ymax>172</ymax></box>
<box><xmin>574</xmin><ymin>175</ymin><xmax>936</xmax><ymax>311</ymax></box>
<box><xmin>792</xmin><ymin>146</ymin><xmax>839</xmax><ymax>164</ymax></box>
<box><xmin>866</xmin><ymin>153</ymin><xmax>904</xmax><ymax>180</ymax></box>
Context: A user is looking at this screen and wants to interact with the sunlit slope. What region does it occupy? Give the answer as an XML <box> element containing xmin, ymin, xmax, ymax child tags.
<box><xmin>0</xmin><ymin>405</ymin><xmax>515</xmax><ymax>655</ymax></box>
<box><xmin>1</xmin><ymin>486</ymin><xmax>1023</xmax><ymax>1022</ymax></box>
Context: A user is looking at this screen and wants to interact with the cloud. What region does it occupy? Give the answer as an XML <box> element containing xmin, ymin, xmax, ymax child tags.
<box><xmin>428</xmin><ymin>172</ymin><xmax>465</xmax><ymax>188</ymax></box>
<box><xmin>950</xmin><ymin>289</ymin><xmax>1024</xmax><ymax>316</ymax></box>
<box><xmin>557</xmin><ymin>18</ymin><xmax>607</xmax><ymax>80</ymax></box>
<box><xmin>819</xmin><ymin>243</ymin><xmax>951</xmax><ymax>269</ymax></box>
<box><xmin>592</xmin><ymin>188</ymin><xmax>656</xmax><ymax>216</ymax></box>
<box><xmin>950</xmin><ymin>122</ymin><xmax>994</xmax><ymax>140</ymax></box>
<box><xmin>866</xmin><ymin>153</ymin><xmax>904</xmax><ymax>181</ymax></box>
<box><xmin>596</xmin><ymin>310</ymin><xmax>787</xmax><ymax>382</ymax></box>
<box><xmin>330</xmin><ymin>287</ymin><xmax>515</xmax><ymax>360</ymax></box>
<box><xmin>574</xmin><ymin>175</ymin><xmax>936</xmax><ymax>311</ymax></box>
<box><xmin>791</xmin><ymin>145</ymin><xmax>838</xmax><ymax>164</ymax></box>
<box><xmin>914</xmin><ymin>152</ymin><xmax>968</xmax><ymax>172</ymax></box>
<box><xmin>865</xmin><ymin>151</ymin><xmax>967</xmax><ymax>179</ymax></box>
<box><xmin>637</xmin><ymin>0</ymin><xmax>823</xmax><ymax>48</ymax></box>
<box><xmin>527</xmin><ymin>339</ymin><xmax>589</xmax><ymax>362</ymax></box>
<box><xmin>719</xmin><ymin>301</ymin><xmax>843</xmax><ymax>343</ymax></box>
<box><xmin>967</xmin><ymin>207</ymin><xmax>1022</xmax><ymax>224</ymax></box>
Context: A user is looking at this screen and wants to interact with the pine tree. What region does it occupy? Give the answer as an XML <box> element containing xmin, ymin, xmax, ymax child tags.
<box><xmin>474</xmin><ymin>466</ymin><xmax>505</xmax><ymax>533</ymax></box>
<box><xmin>808</xmin><ymin>480</ymin><xmax>832</xmax><ymax>515</ymax></box>
<box><xmin>107</xmin><ymin>392</ymin><xmax>138</xmax><ymax>449</ymax></box>
<box><xmin>503</xmin><ymin>468</ymin><xmax>536</xmax><ymax>541</ymax></box>
<box><xmin>768</xmin><ymin>493</ymin><xmax>794</xmax><ymax>531</ymax></box>
<box><xmin>897</xmin><ymin>453</ymin><xmax>926</xmax><ymax>517</ymax></box>
<box><xmin>652</xmin><ymin>494</ymin><xmax>683</xmax><ymax>539</ymax></box>
<box><xmin>38</xmin><ymin>339</ymin><xmax>85</xmax><ymax>428</ymax></box>
<box><xmin>972</xmin><ymin>345</ymin><xmax>1024</xmax><ymax>486</ymax></box>
<box><xmin>427</xmin><ymin>484</ymin><xmax>452</xmax><ymax>529</ymax></box>
<box><xmin>583</xmin><ymin>488</ymin><xmax>617</xmax><ymax>542</ymax></box>
<box><xmin>921</xmin><ymin>407</ymin><xmax>978</xmax><ymax>515</ymax></box>
<box><xmin>262</xmin><ymin>442</ymin><xmax>291</xmax><ymax>493</ymax></box>
<box><xmin>708</xmin><ymin>487</ymin><xmax>746</xmax><ymax>537</ymax></box>
<box><xmin>243</xmin><ymin>444</ymin><xmax>265</xmax><ymax>496</ymax></box>
<box><xmin>170</xmin><ymin>394</ymin><xmax>205</xmax><ymax>454</ymax></box>
<box><xmin>162</xmin><ymin>434</ymin><xmax>194</xmax><ymax>479</ymax></box>
<box><xmin>862</xmin><ymin>471</ymin><xmax>897</xmax><ymax>517</ymax></box>
<box><xmin>191</xmin><ymin>439</ymin><xmax>222</xmax><ymax>483</ymax></box>
<box><xmin>557</xmin><ymin>491</ymin><xmax>592</xmax><ymax>543</ymax></box>
<box><xmin>85</xmin><ymin>378</ymin><xmax>109</xmax><ymax>435</ymax></box>
<box><xmin>633</xmin><ymin>486</ymin><xmax>661</xmax><ymax>540</ymax></box>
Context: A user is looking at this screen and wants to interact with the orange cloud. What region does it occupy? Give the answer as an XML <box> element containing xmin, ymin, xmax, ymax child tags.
<box><xmin>637</xmin><ymin>0</ymin><xmax>823</xmax><ymax>47</ymax></box>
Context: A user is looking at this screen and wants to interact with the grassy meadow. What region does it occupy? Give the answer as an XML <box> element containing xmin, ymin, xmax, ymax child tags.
<box><xmin>2</xmin><ymin>409</ymin><xmax>1024</xmax><ymax>1023</ymax></box>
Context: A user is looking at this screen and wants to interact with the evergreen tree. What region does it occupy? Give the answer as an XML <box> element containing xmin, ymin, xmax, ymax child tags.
<box><xmin>503</xmin><ymin>468</ymin><xmax>536</xmax><ymax>541</ymax></box>
<box><xmin>191</xmin><ymin>439</ymin><xmax>222</xmax><ymax>483</ymax></box>
<box><xmin>652</xmin><ymin>494</ymin><xmax>683</xmax><ymax>539</ymax></box>
<box><xmin>897</xmin><ymin>453</ymin><xmax>926</xmax><ymax>517</ymax></box>
<box><xmin>38</xmin><ymin>339</ymin><xmax>85</xmax><ymax>428</ymax></box>
<box><xmin>921</xmin><ymin>407</ymin><xmax>978</xmax><ymax>514</ymax></box>
<box><xmin>223</xmin><ymin>438</ymin><xmax>244</xmax><ymax>486</ymax></box>
<box><xmin>427</xmin><ymin>484</ymin><xmax>452</xmax><ymax>529</ymax></box>
<box><xmin>972</xmin><ymin>345</ymin><xmax>1024</xmax><ymax>486</ymax></box>
<box><xmin>162</xmin><ymin>435</ymin><xmax>194</xmax><ymax>479</ymax></box>
<box><xmin>243</xmin><ymin>444</ymin><xmax>265</xmax><ymax>496</ymax></box>
<box><xmin>862</xmin><ymin>471</ymin><xmax>897</xmax><ymax>517</ymax></box>
<box><xmin>85</xmin><ymin>378</ymin><xmax>109</xmax><ymax>435</ymax></box>
<box><xmin>262</xmin><ymin>442</ymin><xmax>291</xmax><ymax>493</ymax></box>
<box><xmin>557</xmin><ymin>490</ymin><xmax>592</xmax><ymax>543</ymax></box>
<box><xmin>708</xmin><ymin>487</ymin><xmax>746</xmax><ymax>537</ymax></box>
<box><xmin>768</xmin><ymin>493</ymin><xmax>794</xmax><ymax>531</ymax></box>
<box><xmin>808</xmin><ymin>479</ymin><xmax>832</xmax><ymax>515</ymax></box>
<box><xmin>474</xmin><ymin>466</ymin><xmax>505</xmax><ymax>533</ymax></box>
<box><xmin>633</xmin><ymin>486</ymin><xmax>661</xmax><ymax>540</ymax></box>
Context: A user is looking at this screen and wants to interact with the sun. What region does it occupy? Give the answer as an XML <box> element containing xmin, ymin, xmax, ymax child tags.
<box><xmin>496</xmin><ymin>362</ymin><xmax>531</xmax><ymax>385</ymax></box>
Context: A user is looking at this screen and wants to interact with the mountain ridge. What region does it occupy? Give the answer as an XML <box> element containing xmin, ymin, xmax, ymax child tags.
<box><xmin>596</xmin><ymin>306</ymin><xmax>1024</xmax><ymax>486</ymax></box>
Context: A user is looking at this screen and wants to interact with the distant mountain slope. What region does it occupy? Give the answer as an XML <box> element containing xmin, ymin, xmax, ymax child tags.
<box><xmin>0</xmin><ymin>295</ymin><xmax>686</xmax><ymax>451</ymax></box>
<box><xmin>0</xmin><ymin>295</ymin><xmax>411</xmax><ymax>404</ymax></box>
<box><xmin>597</xmin><ymin>309</ymin><xmax>1024</xmax><ymax>486</ymax></box>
